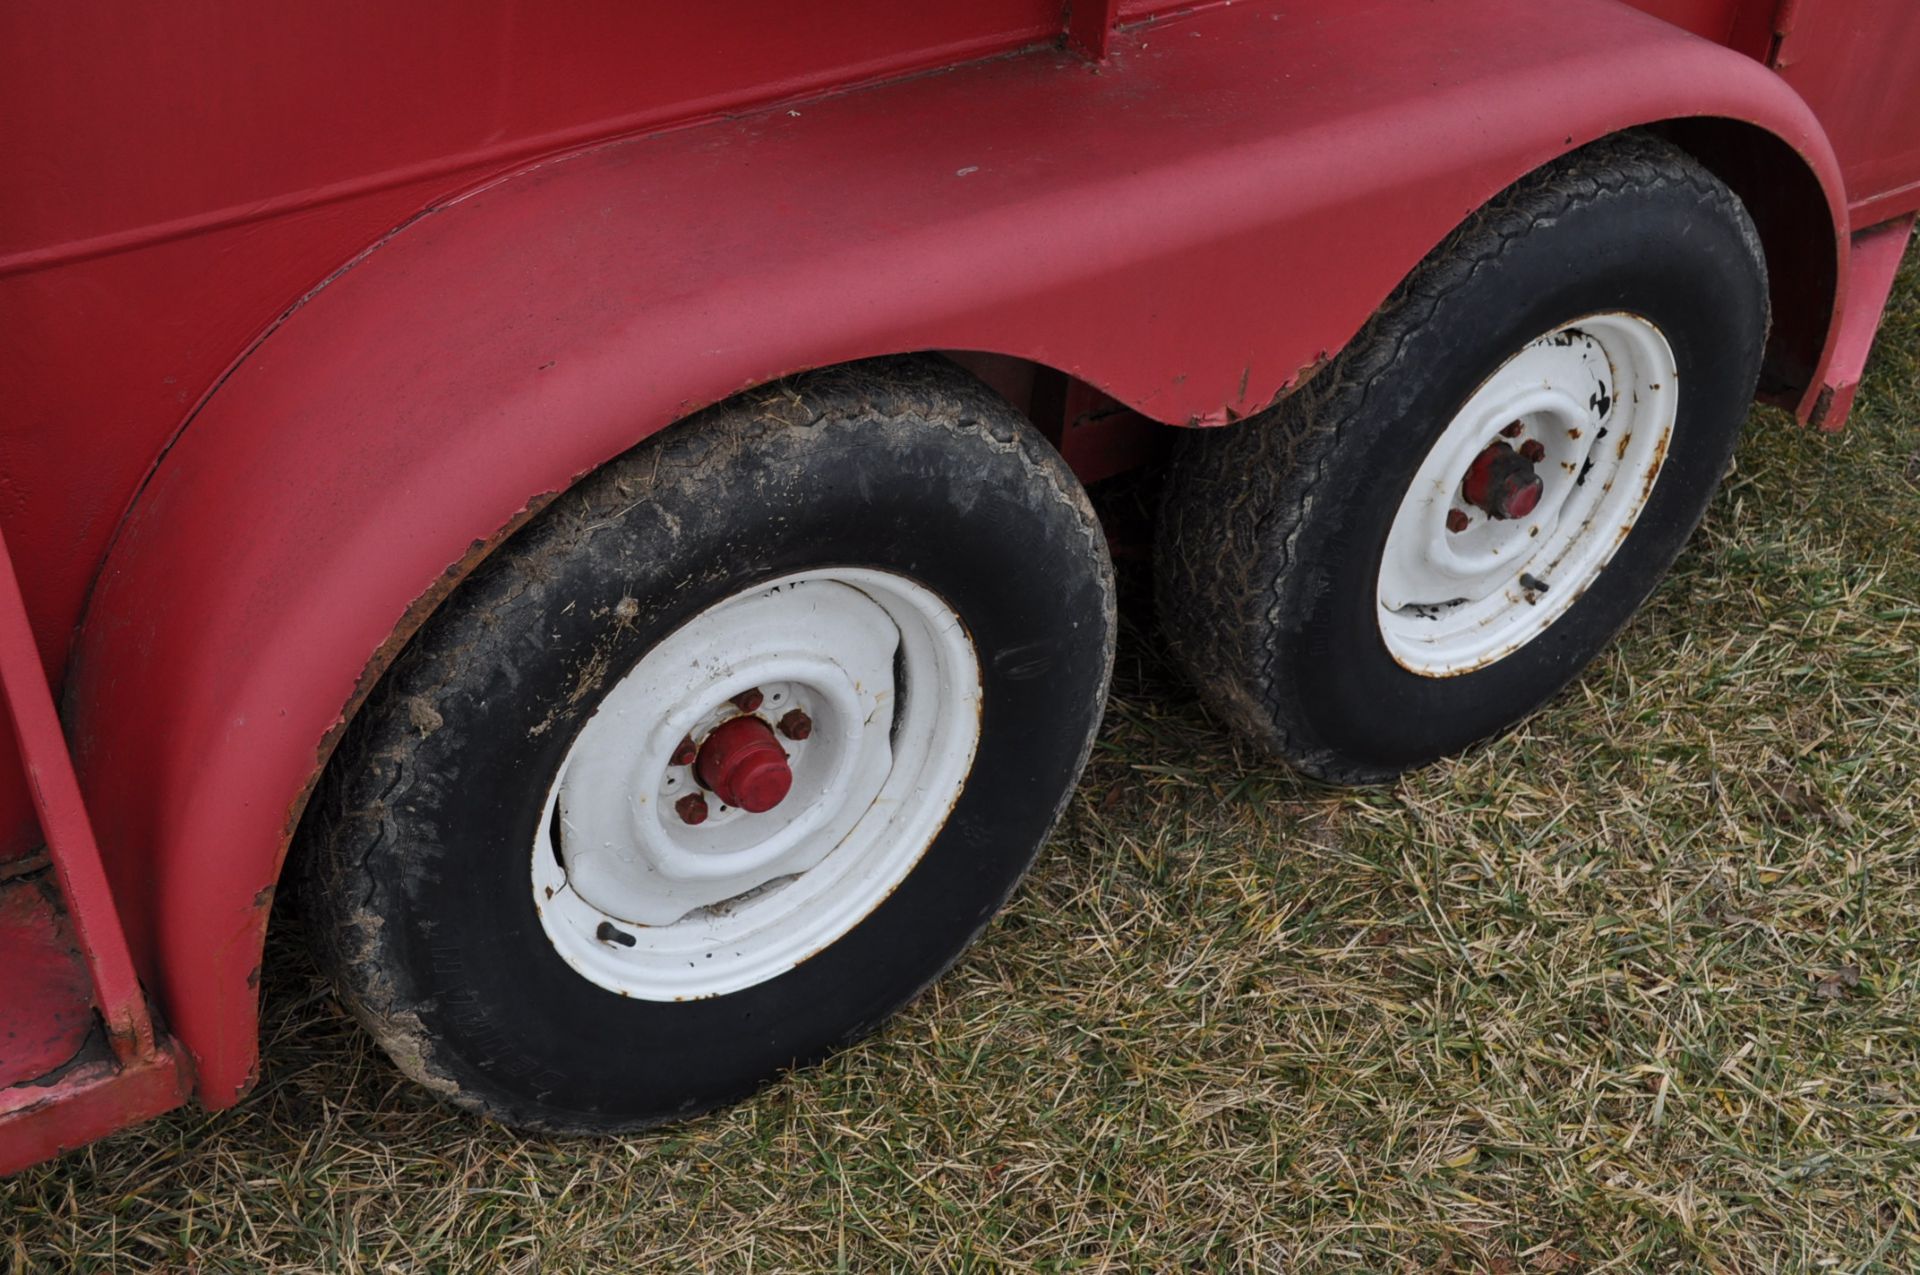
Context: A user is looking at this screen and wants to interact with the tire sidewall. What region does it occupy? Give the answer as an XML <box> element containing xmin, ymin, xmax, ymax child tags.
<box><xmin>355</xmin><ymin>386</ymin><xmax>1112</xmax><ymax>1129</ymax></box>
<box><xmin>1279</xmin><ymin>178</ymin><xmax>1767</xmax><ymax>772</ymax></box>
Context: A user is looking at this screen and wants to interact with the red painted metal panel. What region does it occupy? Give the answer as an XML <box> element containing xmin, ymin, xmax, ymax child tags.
<box><xmin>1617</xmin><ymin>0</ymin><xmax>1744</xmax><ymax>42</ymax></box>
<box><xmin>1807</xmin><ymin>215</ymin><xmax>1917</xmax><ymax>431</ymax></box>
<box><xmin>1118</xmin><ymin>1</ymin><xmax>1222</xmax><ymax>21</ymax></box>
<box><xmin>0</xmin><ymin>1</ymin><xmax>1063</xmax><ymax>262</ymax></box>
<box><xmin>0</xmin><ymin>529</ymin><xmax>154</xmax><ymax>1065</ymax></box>
<box><xmin>63</xmin><ymin>0</ymin><xmax>1847</xmax><ymax>1108</ymax></box>
<box><xmin>1768</xmin><ymin>0</ymin><xmax>1920</xmax><ymax>223</ymax></box>
<box><xmin>1068</xmin><ymin>0</ymin><xmax>1123</xmax><ymax>60</ymax></box>
<box><xmin>0</xmin><ymin>876</ymin><xmax>94</xmax><ymax>1088</ymax></box>
<box><xmin>0</xmin><ymin>526</ymin><xmax>186</xmax><ymax>1170</ymax></box>
<box><xmin>0</xmin><ymin>0</ymin><xmax>1063</xmax><ymax>876</ymax></box>
<box><xmin>0</xmin><ymin>1045</ymin><xmax>192</xmax><ymax>1177</ymax></box>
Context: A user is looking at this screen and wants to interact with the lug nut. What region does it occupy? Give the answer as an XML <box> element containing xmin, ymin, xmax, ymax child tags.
<box><xmin>730</xmin><ymin>687</ymin><xmax>764</xmax><ymax>713</ymax></box>
<box><xmin>670</xmin><ymin>735</ymin><xmax>697</xmax><ymax>767</ymax></box>
<box><xmin>1446</xmin><ymin>509</ymin><xmax>1471</xmax><ymax>534</ymax></box>
<box><xmin>778</xmin><ymin>708</ymin><xmax>813</xmax><ymax>740</ymax></box>
<box><xmin>1500</xmin><ymin>421</ymin><xmax>1525</xmax><ymax>438</ymax></box>
<box><xmin>674</xmin><ymin>793</ymin><xmax>709</xmax><ymax>825</ymax></box>
<box><xmin>1518</xmin><ymin>439</ymin><xmax>1546</xmax><ymax>463</ymax></box>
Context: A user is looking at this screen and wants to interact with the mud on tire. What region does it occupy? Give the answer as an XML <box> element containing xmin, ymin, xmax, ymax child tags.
<box><xmin>1155</xmin><ymin>134</ymin><xmax>1768</xmax><ymax>783</ymax></box>
<box><xmin>299</xmin><ymin>356</ymin><xmax>1115</xmax><ymax>1133</ymax></box>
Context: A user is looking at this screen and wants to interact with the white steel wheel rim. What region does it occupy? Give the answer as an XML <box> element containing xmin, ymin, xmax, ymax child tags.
<box><xmin>532</xmin><ymin>569</ymin><xmax>981</xmax><ymax>1001</ymax></box>
<box><xmin>1376</xmin><ymin>312</ymin><xmax>1679</xmax><ymax>676</ymax></box>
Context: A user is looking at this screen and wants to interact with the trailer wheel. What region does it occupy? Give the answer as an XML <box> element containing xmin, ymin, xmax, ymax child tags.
<box><xmin>1156</xmin><ymin>135</ymin><xmax>1768</xmax><ymax>783</ymax></box>
<box><xmin>300</xmin><ymin>357</ymin><xmax>1114</xmax><ymax>1133</ymax></box>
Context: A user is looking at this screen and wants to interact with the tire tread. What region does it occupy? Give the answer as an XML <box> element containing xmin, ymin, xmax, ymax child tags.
<box><xmin>1155</xmin><ymin>133</ymin><xmax>1765</xmax><ymax>783</ymax></box>
<box><xmin>300</xmin><ymin>355</ymin><xmax>1114</xmax><ymax>1131</ymax></box>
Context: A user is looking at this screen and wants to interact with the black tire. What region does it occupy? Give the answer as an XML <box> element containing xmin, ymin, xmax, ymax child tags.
<box><xmin>299</xmin><ymin>356</ymin><xmax>1115</xmax><ymax>1133</ymax></box>
<box><xmin>1156</xmin><ymin>134</ymin><xmax>1768</xmax><ymax>783</ymax></box>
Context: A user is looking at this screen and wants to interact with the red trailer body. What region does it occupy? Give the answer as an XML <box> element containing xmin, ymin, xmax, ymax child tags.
<box><xmin>3</xmin><ymin>0</ymin><xmax>1916</xmax><ymax>1171</ymax></box>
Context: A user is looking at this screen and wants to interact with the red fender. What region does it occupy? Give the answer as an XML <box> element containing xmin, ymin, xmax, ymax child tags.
<box><xmin>69</xmin><ymin>0</ymin><xmax>1848</xmax><ymax>1105</ymax></box>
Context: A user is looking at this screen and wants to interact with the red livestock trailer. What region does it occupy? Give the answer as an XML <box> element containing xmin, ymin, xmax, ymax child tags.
<box><xmin>2</xmin><ymin>0</ymin><xmax>1916</xmax><ymax>1172</ymax></box>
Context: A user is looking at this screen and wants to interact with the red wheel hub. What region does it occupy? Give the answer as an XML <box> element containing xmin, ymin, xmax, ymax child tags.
<box><xmin>695</xmin><ymin>715</ymin><xmax>793</xmax><ymax>813</ymax></box>
<box><xmin>1461</xmin><ymin>441</ymin><xmax>1544</xmax><ymax>520</ymax></box>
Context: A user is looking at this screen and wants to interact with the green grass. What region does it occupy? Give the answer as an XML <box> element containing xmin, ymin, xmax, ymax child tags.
<box><xmin>6</xmin><ymin>243</ymin><xmax>1919</xmax><ymax>1273</ymax></box>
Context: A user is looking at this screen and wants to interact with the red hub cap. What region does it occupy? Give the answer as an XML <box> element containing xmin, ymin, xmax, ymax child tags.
<box><xmin>1461</xmin><ymin>441</ymin><xmax>1544</xmax><ymax>521</ymax></box>
<box><xmin>695</xmin><ymin>716</ymin><xmax>793</xmax><ymax>813</ymax></box>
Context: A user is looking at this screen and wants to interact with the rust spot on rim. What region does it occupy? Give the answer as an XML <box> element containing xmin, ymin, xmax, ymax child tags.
<box><xmin>1640</xmin><ymin>428</ymin><xmax>1671</xmax><ymax>502</ymax></box>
